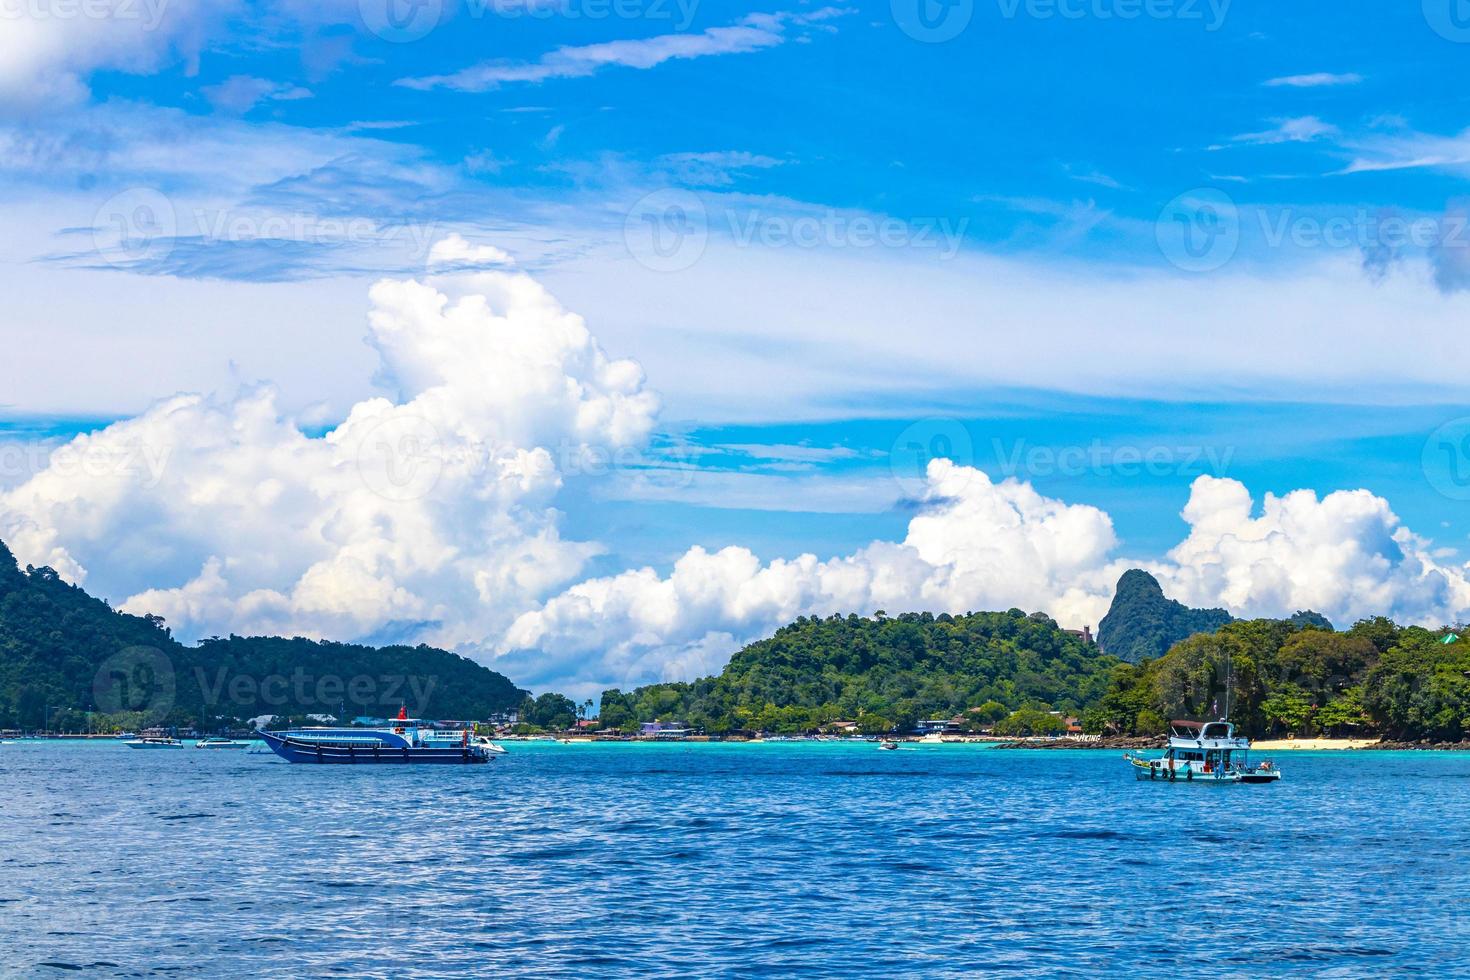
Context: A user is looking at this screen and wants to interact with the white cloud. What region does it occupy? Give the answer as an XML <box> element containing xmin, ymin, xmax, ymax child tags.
<box><xmin>503</xmin><ymin>459</ymin><xmax>1124</xmax><ymax>688</ymax></box>
<box><xmin>7</xmin><ymin>258</ymin><xmax>1470</xmax><ymax>698</ymax></box>
<box><xmin>1264</xmin><ymin>72</ymin><xmax>1363</xmax><ymax>88</ymax></box>
<box><xmin>1154</xmin><ymin>476</ymin><xmax>1470</xmax><ymax>627</ymax></box>
<box><xmin>1338</xmin><ymin>125</ymin><xmax>1470</xmax><ymax>176</ymax></box>
<box><xmin>0</xmin><ymin>0</ymin><xmax>236</xmax><ymax>108</ymax></box>
<box><xmin>1233</xmin><ymin>115</ymin><xmax>1338</xmax><ymax>145</ymax></box>
<box><xmin>658</xmin><ymin>151</ymin><xmax>785</xmax><ymax>187</ymax></box>
<box><xmin>508</xmin><ymin>465</ymin><xmax>1470</xmax><ymax>692</ymax></box>
<box><xmin>397</xmin><ymin>9</ymin><xmax>850</xmax><ymax>92</ymax></box>
<box><xmin>0</xmin><ymin>261</ymin><xmax>658</xmax><ymax>653</ymax></box>
<box><xmin>201</xmin><ymin>75</ymin><xmax>312</xmax><ymax>114</ymax></box>
<box><xmin>427</xmin><ymin>233</ymin><xmax>514</xmax><ymax>269</ymax></box>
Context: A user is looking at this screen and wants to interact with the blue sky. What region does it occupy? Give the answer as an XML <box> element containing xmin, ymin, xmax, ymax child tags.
<box><xmin>4</xmin><ymin>0</ymin><xmax>1470</xmax><ymax>692</ymax></box>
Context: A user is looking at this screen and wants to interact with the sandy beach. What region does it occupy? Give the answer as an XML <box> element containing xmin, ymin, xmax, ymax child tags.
<box><xmin>1250</xmin><ymin>737</ymin><xmax>1380</xmax><ymax>751</ymax></box>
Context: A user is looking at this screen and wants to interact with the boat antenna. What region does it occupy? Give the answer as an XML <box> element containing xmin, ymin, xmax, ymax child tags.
<box><xmin>1222</xmin><ymin>646</ymin><xmax>1232</xmax><ymax>722</ymax></box>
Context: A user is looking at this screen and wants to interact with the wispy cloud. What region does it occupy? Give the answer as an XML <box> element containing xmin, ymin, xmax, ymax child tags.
<box><xmin>1063</xmin><ymin>164</ymin><xmax>1126</xmax><ymax>190</ymax></box>
<box><xmin>1337</xmin><ymin>126</ymin><xmax>1470</xmax><ymax>175</ymax></box>
<box><xmin>396</xmin><ymin>9</ymin><xmax>851</xmax><ymax>92</ymax></box>
<box><xmin>658</xmin><ymin>151</ymin><xmax>785</xmax><ymax>187</ymax></box>
<box><xmin>1232</xmin><ymin>115</ymin><xmax>1338</xmax><ymax>145</ymax></box>
<box><xmin>1264</xmin><ymin>72</ymin><xmax>1363</xmax><ymax>88</ymax></box>
<box><xmin>201</xmin><ymin>75</ymin><xmax>312</xmax><ymax>115</ymax></box>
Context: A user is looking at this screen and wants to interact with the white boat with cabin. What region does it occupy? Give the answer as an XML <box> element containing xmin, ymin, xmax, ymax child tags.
<box><xmin>1125</xmin><ymin>720</ymin><xmax>1280</xmax><ymax>784</ymax></box>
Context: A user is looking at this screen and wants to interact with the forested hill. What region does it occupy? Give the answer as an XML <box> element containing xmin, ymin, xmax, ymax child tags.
<box><xmin>0</xmin><ymin>539</ymin><xmax>527</xmax><ymax>730</ymax></box>
<box><xmin>1096</xmin><ymin>569</ymin><xmax>1233</xmax><ymax>663</ymax></box>
<box><xmin>1093</xmin><ymin>614</ymin><xmax>1470</xmax><ymax>741</ymax></box>
<box><xmin>598</xmin><ymin>609</ymin><xmax>1123</xmax><ymax>735</ymax></box>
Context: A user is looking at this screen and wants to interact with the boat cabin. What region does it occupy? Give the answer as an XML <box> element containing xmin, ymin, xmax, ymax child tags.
<box><xmin>1164</xmin><ymin>720</ymin><xmax>1251</xmax><ymax>774</ymax></box>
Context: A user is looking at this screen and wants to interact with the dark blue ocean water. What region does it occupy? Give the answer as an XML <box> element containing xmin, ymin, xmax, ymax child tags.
<box><xmin>2</xmin><ymin>741</ymin><xmax>1469</xmax><ymax>978</ymax></box>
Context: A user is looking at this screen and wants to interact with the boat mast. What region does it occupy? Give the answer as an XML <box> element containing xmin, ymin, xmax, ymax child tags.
<box><xmin>1222</xmin><ymin>646</ymin><xmax>1232</xmax><ymax>722</ymax></box>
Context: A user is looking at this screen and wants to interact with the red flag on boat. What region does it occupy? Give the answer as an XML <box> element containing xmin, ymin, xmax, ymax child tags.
<box><xmin>397</xmin><ymin>704</ymin><xmax>408</xmax><ymax>722</ymax></box>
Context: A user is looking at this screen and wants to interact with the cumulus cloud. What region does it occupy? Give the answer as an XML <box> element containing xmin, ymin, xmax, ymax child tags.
<box><xmin>505</xmin><ymin>467</ymin><xmax>1470</xmax><ymax>692</ymax></box>
<box><xmin>427</xmin><ymin>234</ymin><xmax>514</xmax><ymax>270</ymax></box>
<box><xmin>501</xmin><ymin>460</ymin><xmax>1125</xmax><ymax>688</ymax></box>
<box><xmin>1154</xmin><ymin>476</ymin><xmax>1470</xmax><ymax>627</ymax></box>
<box><xmin>0</xmin><ymin>263</ymin><xmax>658</xmax><ymax>653</ymax></box>
<box><xmin>6</xmin><ymin>258</ymin><xmax>1470</xmax><ymax>696</ymax></box>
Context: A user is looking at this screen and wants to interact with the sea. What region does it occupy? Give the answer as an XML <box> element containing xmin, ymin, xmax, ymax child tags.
<box><xmin>2</xmin><ymin>740</ymin><xmax>1468</xmax><ymax>978</ymax></box>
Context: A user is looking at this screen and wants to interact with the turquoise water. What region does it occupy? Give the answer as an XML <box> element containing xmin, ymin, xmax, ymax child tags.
<box><xmin>2</xmin><ymin>741</ymin><xmax>1469</xmax><ymax>977</ymax></box>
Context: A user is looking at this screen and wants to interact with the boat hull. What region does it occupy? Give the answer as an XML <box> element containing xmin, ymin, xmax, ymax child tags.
<box><xmin>257</xmin><ymin>730</ymin><xmax>490</xmax><ymax>764</ymax></box>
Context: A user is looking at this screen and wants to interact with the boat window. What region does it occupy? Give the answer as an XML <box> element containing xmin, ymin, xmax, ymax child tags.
<box><xmin>1202</xmin><ymin>723</ymin><xmax>1230</xmax><ymax>739</ymax></box>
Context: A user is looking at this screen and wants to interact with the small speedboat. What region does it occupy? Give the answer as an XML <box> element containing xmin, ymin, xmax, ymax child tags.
<box><xmin>125</xmin><ymin>736</ymin><xmax>184</xmax><ymax>749</ymax></box>
<box><xmin>1125</xmin><ymin>720</ymin><xmax>1280</xmax><ymax>784</ymax></box>
<box><xmin>195</xmin><ymin>737</ymin><xmax>251</xmax><ymax>749</ymax></box>
<box><xmin>879</xmin><ymin>740</ymin><xmax>899</xmax><ymax>750</ymax></box>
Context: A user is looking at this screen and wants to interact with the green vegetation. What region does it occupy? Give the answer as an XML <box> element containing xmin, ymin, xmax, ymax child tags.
<box><xmin>1096</xmin><ymin>615</ymin><xmax>1470</xmax><ymax>741</ymax></box>
<box><xmin>1096</xmin><ymin>569</ymin><xmax>1234</xmax><ymax>663</ymax></box>
<box><xmin>0</xmin><ymin>539</ymin><xmax>527</xmax><ymax>730</ymax></box>
<box><xmin>597</xmin><ymin>609</ymin><xmax>1121</xmax><ymax>735</ymax></box>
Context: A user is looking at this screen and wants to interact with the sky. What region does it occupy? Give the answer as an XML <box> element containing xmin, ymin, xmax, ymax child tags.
<box><xmin>4</xmin><ymin>0</ymin><xmax>1470</xmax><ymax>698</ymax></box>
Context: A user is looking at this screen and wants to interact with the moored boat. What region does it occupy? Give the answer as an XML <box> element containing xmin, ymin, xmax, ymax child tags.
<box><xmin>1124</xmin><ymin>720</ymin><xmax>1280</xmax><ymax>784</ymax></box>
<box><xmin>195</xmin><ymin>737</ymin><xmax>252</xmax><ymax>749</ymax></box>
<box><xmin>257</xmin><ymin>707</ymin><xmax>499</xmax><ymax>765</ymax></box>
<box><xmin>125</xmin><ymin>736</ymin><xmax>184</xmax><ymax>749</ymax></box>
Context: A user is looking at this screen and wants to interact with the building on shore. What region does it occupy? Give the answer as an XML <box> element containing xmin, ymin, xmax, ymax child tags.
<box><xmin>639</xmin><ymin>720</ymin><xmax>692</xmax><ymax>740</ymax></box>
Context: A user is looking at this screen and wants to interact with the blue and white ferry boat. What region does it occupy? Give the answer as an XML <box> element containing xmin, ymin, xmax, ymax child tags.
<box><xmin>257</xmin><ymin>708</ymin><xmax>503</xmax><ymax>765</ymax></box>
<box><xmin>1124</xmin><ymin>720</ymin><xmax>1281</xmax><ymax>784</ymax></box>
